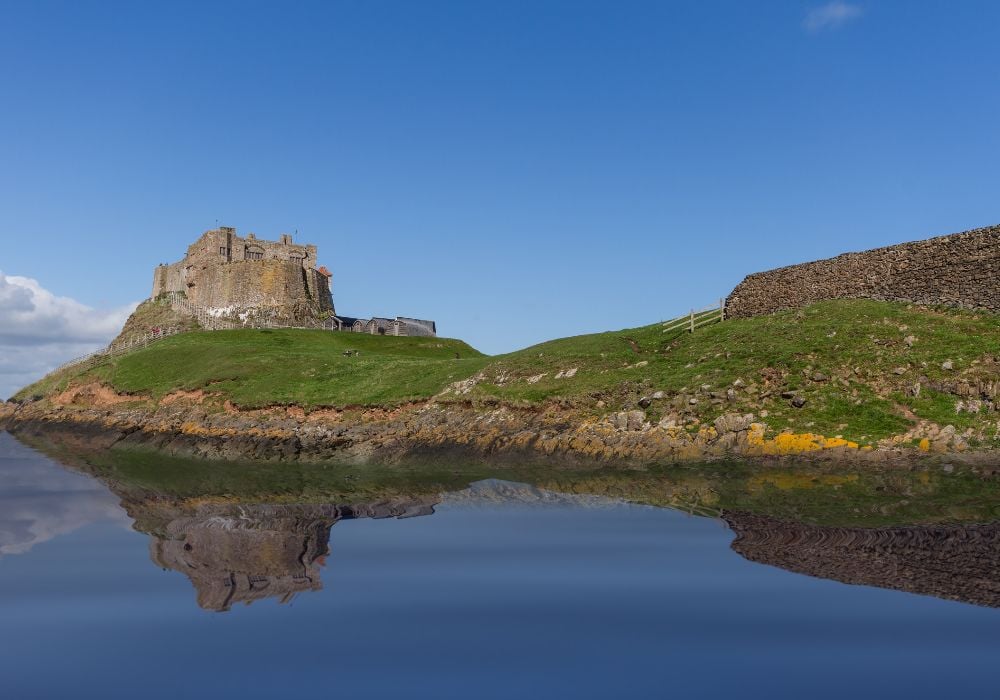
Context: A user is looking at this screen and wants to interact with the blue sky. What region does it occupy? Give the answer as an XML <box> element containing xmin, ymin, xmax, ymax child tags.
<box><xmin>1</xmin><ymin>1</ymin><xmax>999</xmax><ymax>396</ymax></box>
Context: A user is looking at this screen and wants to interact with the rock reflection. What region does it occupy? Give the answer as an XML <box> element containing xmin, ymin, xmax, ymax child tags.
<box><xmin>142</xmin><ymin>499</ymin><xmax>439</xmax><ymax>611</ymax></box>
<box><xmin>726</xmin><ymin>512</ymin><xmax>1000</xmax><ymax>608</ymax></box>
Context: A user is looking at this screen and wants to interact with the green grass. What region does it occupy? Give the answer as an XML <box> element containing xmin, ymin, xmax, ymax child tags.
<box><xmin>469</xmin><ymin>299</ymin><xmax>1000</xmax><ymax>443</ymax></box>
<box><xmin>17</xmin><ymin>328</ymin><xmax>488</xmax><ymax>408</ymax></box>
<box><xmin>14</xmin><ymin>299</ymin><xmax>1000</xmax><ymax>445</ymax></box>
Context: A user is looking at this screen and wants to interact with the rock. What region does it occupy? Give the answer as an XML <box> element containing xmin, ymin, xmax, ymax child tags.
<box><xmin>595</xmin><ymin>400</ymin><xmax>606</xmax><ymax>409</ymax></box>
<box><xmin>637</xmin><ymin>397</ymin><xmax>651</xmax><ymax>409</ymax></box>
<box><xmin>732</xmin><ymin>378</ymin><xmax>745</xmax><ymax>388</ymax></box>
<box><xmin>904</xmin><ymin>335</ymin><xmax>917</xmax><ymax>347</ymax></box>
<box><xmin>810</xmin><ymin>372</ymin><xmax>828</xmax><ymax>382</ymax></box>
<box><xmin>892</xmin><ymin>366</ymin><xmax>908</xmax><ymax>375</ymax></box>
<box><xmin>942</xmin><ymin>463</ymin><xmax>955</xmax><ymax>473</ymax></box>
<box><xmin>908</xmin><ymin>382</ymin><xmax>921</xmax><ymax>397</ymax></box>
<box><xmin>651</xmin><ymin>391</ymin><xmax>665</xmax><ymax>400</ymax></box>
<box><xmin>612</xmin><ymin>412</ymin><xmax>629</xmax><ymax>431</ymax></box>
<box><xmin>688</xmin><ymin>398</ymin><xmax>699</xmax><ymax>406</ymax></box>
<box><xmin>658</xmin><ymin>415</ymin><xmax>679</xmax><ymax>429</ymax></box>
<box><xmin>726</xmin><ymin>388</ymin><xmax>736</xmax><ymax>401</ymax></box>
<box><xmin>714</xmin><ymin>413</ymin><xmax>755</xmax><ymax>434</ymax></box>
<box><xmin>780</xmin><ymin>390</ymin><xmax>796</xmax><ymax>399</ymax></box>
<box><xmin>942</xmin><ymin>360</ymin><xmax>954</xmax><ymax>371</ymax></box>
<box><xmin>791</xmin><ymin>396</ymin><xmax>807</xmax><ymax>408</ymax></box>
<box><xmin>626</xmin><ymin>410</ymin><xmax>647</xmax><ymax>431</ymax></box>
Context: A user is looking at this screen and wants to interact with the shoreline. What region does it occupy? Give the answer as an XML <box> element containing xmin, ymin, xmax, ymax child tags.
<box><xmin>2</xmin><ymin>388</ymin><xmax>991</xmax><ymax>468</ymax></box>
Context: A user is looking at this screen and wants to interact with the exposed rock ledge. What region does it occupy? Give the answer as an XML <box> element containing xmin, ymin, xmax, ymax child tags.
<box><xmin>0</xmin><ymin>385</ymin><xmax>988</xmax><ymax>466</ymax></box>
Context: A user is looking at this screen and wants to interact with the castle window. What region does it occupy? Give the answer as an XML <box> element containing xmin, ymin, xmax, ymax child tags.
<box><xmin>219</xmin><ymin>247</ymin><xmax>230</xmax><ymax>257</ymax></box>
<box><xmin>245</xmin><ymin>248</ymin><xmax>264</xmax><ymax>260</ymax></box>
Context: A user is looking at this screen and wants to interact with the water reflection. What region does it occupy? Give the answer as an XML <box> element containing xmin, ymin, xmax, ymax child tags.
<box><xmin>726</xmin><ymin>512</ymin><xmax>1000</xmax><ymax>608</ymax></box>
<box><xmin>0</xmin><ymin>433</ymin><xmax>127</xmax><ymax>557</ymax></box>
<box><xmin>5</xmin><ymin>428</ymin><xmax>1000</xmax><ymax>613</ymax></box>
<box><xmin>147</xmin><ymin>500</ymin><xmax>437</xmax><ymax>611</ymax></box>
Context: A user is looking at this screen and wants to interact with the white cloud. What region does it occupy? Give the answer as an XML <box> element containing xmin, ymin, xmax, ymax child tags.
<box><xmin>0</xmin><ymin>433</ymin><xmax>128</xmax><ymax>557</ymax></box>
<box><xmin>0</xmin><ymin>271</ymin><xmax>137</xmax><ymax>399</ymax></box>
<box><xmin>804</xmin><ymin>2</ymin><xmax>863</xmax><ymax>32</ymax></box>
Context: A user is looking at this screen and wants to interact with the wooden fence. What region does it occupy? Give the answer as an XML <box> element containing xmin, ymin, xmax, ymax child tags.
<box><xmin>662</xmin><ymin>299</ymin><xmax>726</xmax><ymax>334</ymax></box>
<box><xmin>51</xmin><ymin>326</ymin><xmax>185</xmax><ymax>375</ymax></box>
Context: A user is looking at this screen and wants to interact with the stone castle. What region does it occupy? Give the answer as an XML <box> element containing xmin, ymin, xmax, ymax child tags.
<box><xmin>153</xmin><ymin>227</ymin><xmax>436</xmax><ymax>336</ymax></box>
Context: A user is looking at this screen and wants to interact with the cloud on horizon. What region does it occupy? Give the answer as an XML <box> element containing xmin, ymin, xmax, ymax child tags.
<box><xmin>804</xmin><ymin>2</ymin><xmax>863</xmax><ymax>32</ymax></box>
<box><xmin>0</xmin><ymin>271</ymin><xmax>137</xmax><ymax>399</ymax></box>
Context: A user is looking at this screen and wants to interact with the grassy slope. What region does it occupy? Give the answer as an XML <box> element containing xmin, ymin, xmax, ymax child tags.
<box><xmin>469</xmin><ymin>299</ymin><xmax>1000</xmax><ymax>444</ymax></box>
<box><xmin>16</xmin><ymin>329</ymin><xmax>488</xmax><ymax>408</ymax></box>
<box><xmin>13</xmin><ymin>300</ymin><xmax>1000</xmax><ymax>445</ymax></box>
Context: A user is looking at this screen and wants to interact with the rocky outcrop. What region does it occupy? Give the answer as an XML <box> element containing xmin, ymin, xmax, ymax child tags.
<box><xmin>5</xmin><ymin>384</ymin><xmax>992</xmax><ymax>466</ymax></box>
<box><xmin>3</xmin><ymin>393</ymin><xmax>911</xmax><ymax>467</ymax></box>
<box><xmin>726</xmin><ymin>512</ymin><xmax>1000</xmax><ymax>608</ymax></box>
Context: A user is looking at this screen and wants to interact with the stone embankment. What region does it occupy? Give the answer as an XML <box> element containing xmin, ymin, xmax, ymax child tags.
<box><xmin>0</xmin><ymin>383</ymin><xmax>982</xmax><ymax>466</ymax></box>
<box><xmin>726</xmin><ymin>224</ymin><xmax>1000</xmax><ymax>318</ymax></box>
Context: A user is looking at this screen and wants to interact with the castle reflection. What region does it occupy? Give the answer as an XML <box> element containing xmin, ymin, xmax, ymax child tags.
<box><xmin>144</xmin><ymin>499</ymin><xmax>439</xmax><ymax>611</ymax></box>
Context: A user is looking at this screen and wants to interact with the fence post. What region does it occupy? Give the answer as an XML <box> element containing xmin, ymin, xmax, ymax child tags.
<box><xmin>689</xmin><ymin>308</ymin><xmax>694</xmax><ymax>333</ymax></box>
<box><xmin>719</xmin><ymin>298</ymin><xmax>725</xmax><ymax>321</ymax></box>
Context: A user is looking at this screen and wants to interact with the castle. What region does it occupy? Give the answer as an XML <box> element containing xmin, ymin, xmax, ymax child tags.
<box><xmin>153</xmin><ymin>227</ymin><xmax>437</xmax><ymax>336</ymax></box>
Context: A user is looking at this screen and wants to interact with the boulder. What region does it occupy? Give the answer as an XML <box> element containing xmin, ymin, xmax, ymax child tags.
<box><xmin>626</xmin><ymin>410</ymin><xmax>647</xmax><ymax>431</ymax></box>
<box><xmin>714</xmin><ymin>413</ymin><xmax>755</xmax><ymax>434</ymax></box>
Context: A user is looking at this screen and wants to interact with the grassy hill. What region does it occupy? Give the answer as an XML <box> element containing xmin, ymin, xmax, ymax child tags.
<box><xmin>12</xmin><ymin>299</ymin><xmax>1000</xmax><ymax>447</ymax></box>
<box><xmin>463</xmin><ymin>299</ymin><xmax>1000</xmax><ymax>444</ymax></box>
<box><xmin>16</xmin><ymin>329</ymin><xmax>488</xmax><ymax>408</ymax></box>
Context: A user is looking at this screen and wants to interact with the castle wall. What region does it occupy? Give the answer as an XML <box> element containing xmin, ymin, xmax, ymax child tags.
<box><xmin>189</xmin><ymin>259</ymin><xmax>332</xmax><ymax>315</ymax></box>
<box><xmin>725</xmin><ymin>225</ymin><xmax>1000</xmax><ymax>318</ymax></box>
<box><xmin>150</xmin><ymin>227</ymin><xmax>333</xmax><ymax>322</ymax></box>
<box><xmin>152</xmin><ymin>261</ymin><xmax>187</xmax><ymax>297</ymax></box>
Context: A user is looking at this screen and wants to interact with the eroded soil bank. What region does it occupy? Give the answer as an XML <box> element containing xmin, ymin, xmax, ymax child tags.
<box><xmin>2</xmin><ymin>382</ymin><xmax>993</xmax><ymax>468</ymax></box>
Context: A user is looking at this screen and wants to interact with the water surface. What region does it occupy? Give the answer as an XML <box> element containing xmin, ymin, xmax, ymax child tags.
<box><xmin>1</xmin><ymin>431</ymin><xmax>999</xmax><ymax>699</ymax></box>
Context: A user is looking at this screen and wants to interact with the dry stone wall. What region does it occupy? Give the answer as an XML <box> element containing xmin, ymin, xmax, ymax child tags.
<box><xmin>725</xmin><ymin>225</ymin><xmax>1000</xmax><ymax>318</ymax></box>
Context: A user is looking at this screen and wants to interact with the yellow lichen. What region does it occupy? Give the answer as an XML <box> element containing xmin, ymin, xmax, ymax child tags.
<box><xmin>744</xmin><ymin>423</ymin><xmax>860</xmax><ymax>455</ymax></box>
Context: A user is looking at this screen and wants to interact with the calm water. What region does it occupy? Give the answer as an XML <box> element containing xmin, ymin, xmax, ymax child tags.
<box><xmin>2</xmin><ymin>431</ymin><xmax>999</xmax><ymax>699</ymax></box>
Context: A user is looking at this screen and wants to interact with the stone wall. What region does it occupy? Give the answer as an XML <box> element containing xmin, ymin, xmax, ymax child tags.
<box><xmin>725</xmin><ymin>225</ymin><xmax>1000</xmax><ymax>318</ymax></box>
<box><xmin>189</xmin><ymin>259</ymin><xmax>332</xmax><ymax>314</ymax></box>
